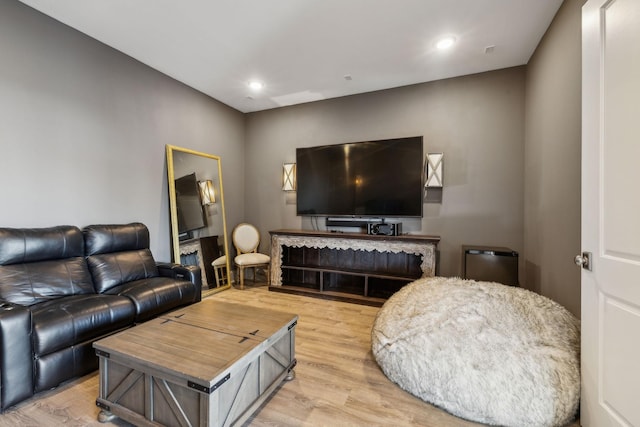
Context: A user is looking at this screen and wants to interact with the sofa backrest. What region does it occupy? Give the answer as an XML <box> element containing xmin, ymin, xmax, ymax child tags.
<box><xmin>0</xmin><ymin>226</ymin><xmax>96</xmax><ymax>306</ymax></box>
<box><xmin>83</xmin><ymin>223</ymin><xmax>159</xmax><ymax>293</ymax></box>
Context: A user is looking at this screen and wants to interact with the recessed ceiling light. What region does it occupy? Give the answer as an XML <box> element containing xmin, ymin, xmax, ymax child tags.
<box><xmin>248</xmin><ymin>80</ymin><xmax>264</xmax><ymax>90</ymax></box>
<box><xmin>435</xmin><ymin>36</ymin><xmax>456</xmax><ymax>50</ymax></box>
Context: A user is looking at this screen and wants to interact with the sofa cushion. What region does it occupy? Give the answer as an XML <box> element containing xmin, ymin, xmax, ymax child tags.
<box><xmin>0</xmin><ymin>257</ymin><xmax>96</xmax><ymax>306</ymax></box>
<box><xmin>83</xmin><ymin>223</ymin><xmax>160</xmax><ymax>293</ymax></box>
<box><xmin>0</xmin><ymin>225</ymin><xmax>84</xmax><ymax>265</ymax></box>
<box><xmin>105</xmin><ymin>276</ymin><xmax>197</xmax><ymax>322</ymax></box>
<box><xmin>87</xmin><ymin>249</ymin><xmax>159</xmax><ymax>293</ymax></box>
<box><xmin>83</xmin><ymin>223</ymin><xmax>150</xmax><ymax>256</ymax></box>
<box><xmin>31</xmin><ymin>294</ymin><xmax>135</xmax><ymax>356</ymax></box>
<box><xmin>34</xmin><ymin>341</ymin><xmax>98</xmax><ymax>393</ymax></box>
<box><xmin>0</xmin><ymin>225</ymin><xmax>93</xmax><ymax>306</ymax></box>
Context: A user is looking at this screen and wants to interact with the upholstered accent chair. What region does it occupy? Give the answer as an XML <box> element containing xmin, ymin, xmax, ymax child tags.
<box><xmin>211</xmin><ymin>255</ymin><xmax>228</xmax><ymax>287</ymax></box>
<box><xmin>232</xmin><ymin>223</ymin><xmax>270</xmax><ymax>289</ymax></box>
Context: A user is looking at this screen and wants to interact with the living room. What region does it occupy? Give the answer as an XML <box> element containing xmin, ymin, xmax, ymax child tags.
<box><xmin>1</xmin><ymin>0</ymin><xmax>581</xmax><ymax>315</ymax></box>
<box><xmin>1</xmin><ymin>0</ymin><xmax>587</xmax><ymax>425</ymax></box>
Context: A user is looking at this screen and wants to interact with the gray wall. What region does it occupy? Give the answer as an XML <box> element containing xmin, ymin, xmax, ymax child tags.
<box><xmin>524</xmin><ymin>0</ymin><xmax>584</xmax><ymax>317</ymax></box>
<box><xmin>0</xmin><ymin>1</ymin><xmax>245</xmax><ymax>262</ymax></box>
<box><xmin>245</xmin><ymin>67</ymin><xmax>526</xmax><ymax>280</ymax></box>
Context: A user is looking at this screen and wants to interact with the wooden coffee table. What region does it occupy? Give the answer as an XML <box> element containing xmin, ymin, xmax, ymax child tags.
<box><xmin>93</xmin><ymin>299</ymin><xmax>297</xmax><ymax>426</ymax></box>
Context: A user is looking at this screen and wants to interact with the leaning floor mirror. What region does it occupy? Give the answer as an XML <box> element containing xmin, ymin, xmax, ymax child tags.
<box><xmin>166</xmin><ymin>145</ymin><xmax>231</xmax><ymax>298</ymax></box>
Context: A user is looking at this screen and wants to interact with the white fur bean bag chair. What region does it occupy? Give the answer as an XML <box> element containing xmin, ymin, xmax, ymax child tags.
<box><xmin>371</xmin><ymin>277</ymin><xmax>580</xmax><ymax>427</ymax></box>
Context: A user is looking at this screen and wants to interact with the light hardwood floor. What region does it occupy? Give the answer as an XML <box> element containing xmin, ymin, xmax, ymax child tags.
<box><xmin>0</xmin><ymin>283</ymin><xmax>580</xmax><ymax>426</ymax></box>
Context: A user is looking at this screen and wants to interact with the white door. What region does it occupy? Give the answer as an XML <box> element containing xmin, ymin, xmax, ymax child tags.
<box><xmin>581</xmin><ymin>0</ymin><xmax>640</xmax><ymax>426</ymax></box>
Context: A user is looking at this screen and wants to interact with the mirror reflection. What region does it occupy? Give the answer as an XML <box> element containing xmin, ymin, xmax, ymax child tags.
<box><xmin>166</xmin><ymin>145</ymin><xmax>230</xmax><ymax>297</ymax></box>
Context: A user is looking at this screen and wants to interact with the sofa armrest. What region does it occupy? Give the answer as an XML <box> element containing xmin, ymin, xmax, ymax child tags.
<box><xmin>156</xmin><ymin>262</ymin><xmax>175</xmax><ymax>277</ymax></box>
<box><xmin>156</xmin><ymin>263</ymin><xmax>202</xmax><ymax>302</ymax></box>
<box><xmin>0</xmin><ymin>302</ymin><xmax>34</xmax><ymax>411</ymax></box>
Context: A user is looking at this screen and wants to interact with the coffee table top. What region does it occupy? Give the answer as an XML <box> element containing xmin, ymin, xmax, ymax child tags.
<box><xmin>93</xmin><ymin>299</ymin><xmax>298</xmax><ymax>389</ymax></box>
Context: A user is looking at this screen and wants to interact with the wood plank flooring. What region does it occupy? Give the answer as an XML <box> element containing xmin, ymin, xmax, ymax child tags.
<box><xmin>0</xmin><ymin>283</ymin><xmax>580</xmax><ymax>426</ymax></box>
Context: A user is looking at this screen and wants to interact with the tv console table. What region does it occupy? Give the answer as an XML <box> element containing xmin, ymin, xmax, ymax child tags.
<box><xmin>269</xmin><ymin>229</ymin><xmax>439</xmax><ymax>306</ymax></box>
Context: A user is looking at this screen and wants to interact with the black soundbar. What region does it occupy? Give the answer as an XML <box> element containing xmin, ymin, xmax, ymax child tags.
<box><xmin>325</xmin><ymin>218</ymin><xmax>384</xmax><ymax>228</ymax></box>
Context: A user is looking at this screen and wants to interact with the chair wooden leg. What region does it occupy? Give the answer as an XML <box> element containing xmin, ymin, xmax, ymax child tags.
<box><xmin>221</xmin><ymin>267</ymin><xmax>228</xmax><ymax>286</ymax></box>
<box><xmin>239</xmin><ymin>267</ymin><xmax>245</xmax><ymax>290</ymax></box>
<box><xmin>214</xmin><ymin>266</ymin><xmax>221</xmax><ymax>287</ymax></box>
<box><xmin>266</xmin><ymin>265</ymin><xmax>270</xmax><ymax>285</ymax></box>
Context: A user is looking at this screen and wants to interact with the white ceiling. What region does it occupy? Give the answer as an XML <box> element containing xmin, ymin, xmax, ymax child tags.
<box><xmin>18</xmin><ymin>0</ymin><xmax>563</xmax><ymax>113</ymax></box>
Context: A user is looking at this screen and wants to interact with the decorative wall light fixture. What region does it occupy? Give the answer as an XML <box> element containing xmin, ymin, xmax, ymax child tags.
<box><xmin>282</xmin><ymin>163</ymin><xmax>296</xmax><ymax>191</ymax></box>
<box><xmin>198</xmin><ymin>180</ymin><xmax>216</xmax><ymax>205</ymax></box>
<box><xmin>424</xmin><ymin>153</ymin><xmax>444</xmax><ymax>204</ymax></box>
<box><xmin>425</xmin><ymin>153</ymin><xmax>444</xmax><ymax>188</ymax></box>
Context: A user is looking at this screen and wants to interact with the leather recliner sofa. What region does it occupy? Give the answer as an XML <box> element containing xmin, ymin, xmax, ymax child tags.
<box><xmin>0</xmin><ymin>222</ymin><xmax>201</xmax><ymax>411</ymax></box>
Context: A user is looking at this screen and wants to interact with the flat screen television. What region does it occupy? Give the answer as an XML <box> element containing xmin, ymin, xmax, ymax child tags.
<box><xmin>175</xmin><ymin>172</ymin><xmax>206</xmax><ymax>235</ymax></box>
<box><xmin>296</xmin><ymin>136</ymin><xmax>423</xmax><ymax>218</ymax></box>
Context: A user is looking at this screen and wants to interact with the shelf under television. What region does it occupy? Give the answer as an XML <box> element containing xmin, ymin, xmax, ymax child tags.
<box><xmin>280</xmin><ymin>264</ymin><xmax>419</xmax><ymax>283</ymax></box>
<box><xmin>269</xmin><ymin>229</ymin><xmax>440</xmax><ymax>305</ymax></box>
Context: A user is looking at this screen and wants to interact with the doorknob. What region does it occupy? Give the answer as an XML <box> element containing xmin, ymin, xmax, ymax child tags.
<box><xmin>574</xmin><ymin>252</ymin><xmax>592</xmax><ymax>271</ymax></box>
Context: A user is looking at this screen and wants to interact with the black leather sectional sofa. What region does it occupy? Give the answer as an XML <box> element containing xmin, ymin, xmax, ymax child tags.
<box><xmin>0</xmin><ymin>223</ymin><xmax>201</xmax><ymax>411</ymax></box>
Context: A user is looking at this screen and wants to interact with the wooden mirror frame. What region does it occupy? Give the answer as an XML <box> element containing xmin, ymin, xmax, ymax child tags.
<box><xmin>166</xmin><ymin>145</ymin><xmax>231</xmax><ymax>297</ymax></box>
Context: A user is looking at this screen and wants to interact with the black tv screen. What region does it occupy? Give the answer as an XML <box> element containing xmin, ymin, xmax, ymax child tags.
<box><xmin>296</xmin><ymin>136</ymin><xmax>423</xmax><ymax>217</ymax></box>
<box><xmin>175</xmin><ymin>172</ymin><xmax>206</xmax><ymax>234</ymax></box>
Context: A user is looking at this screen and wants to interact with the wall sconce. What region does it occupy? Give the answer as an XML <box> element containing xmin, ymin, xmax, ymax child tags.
<box><xmin>424</xmin><ymin>153</ymin><xmax>443</xmax><ymax>204</ymax></box>
<box><xmin>198</xmin><ymin>180</ymin><xmax>216</xmax><ymax>205</ymax></box>
<box><xmin>282</xmin><ymin>163</ymin><xmax>296</xmax><ymax>191</ymax></box>
<box><xmin>425</xmin><ymin>153</ymin><xmax>444</xmax><ymax>188</ymax></box>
